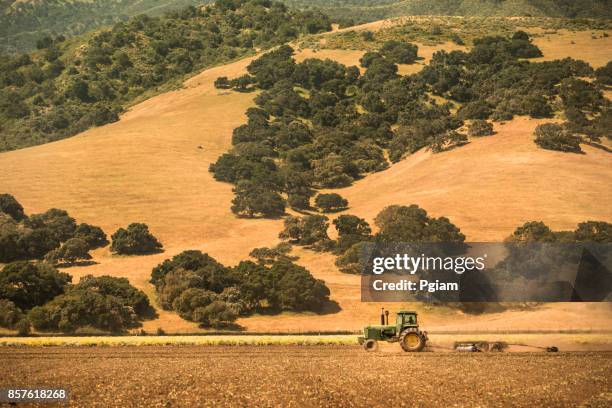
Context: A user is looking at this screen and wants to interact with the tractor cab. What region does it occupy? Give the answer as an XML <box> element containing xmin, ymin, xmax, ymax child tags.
<box><xmin>396</xmin><ymin>310</ymin><xmax>418</xmax><ymax>329</ymax></box>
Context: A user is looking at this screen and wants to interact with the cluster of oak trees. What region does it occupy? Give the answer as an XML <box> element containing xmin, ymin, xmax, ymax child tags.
<box><xmin>150</xmin><ymin>247</ymin><xmax>331</xmax><ymax>327</ymax></box>
<box><xmin>212</xmin><ymin>31</ymin><xmax>610</xmax><ymax>219</ymax></box>
<box><xmin>0</xmin><ymin>263</ymin><xmax>153</xmax><ymax>334</ymax></box>
<box><xmin>0</xmin><ymin>0</ymin><xmax>332</xmax><ymax>151</ymax></box>
<box><xmin>0</xmin><ymin>194</ymin><xmax>163</xmax><ymax>265</ymax></box>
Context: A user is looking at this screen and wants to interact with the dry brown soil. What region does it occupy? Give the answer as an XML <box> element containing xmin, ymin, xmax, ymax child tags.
<box><xmin>1</xmin><ymin>346</ymin><xmax>611</xmax><ymax>407</ymax></box>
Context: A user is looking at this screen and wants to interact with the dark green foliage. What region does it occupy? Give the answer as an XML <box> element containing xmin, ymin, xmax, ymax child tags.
<box><xmin>288</xmin><ymin>193</ymin><xmax>312</xmax><ymax>211</ymax></box>
<box><xmin>595</xmin><ymin>61</ymin><xmax>612</xmax><ymax>85</ymax></box>
<box><xmin>27</xmin><ymin>274</ymin><xmax>152</xmax><ymax>333</ymax></box>
<box><xmin>361</xmin><ymin>31</ymin><xmax>375</xmax><ymax>41</ymax></box>
<box><xmin>29</xmin><ymin>289</ymin><xmax>134</xmax><ymax>333</ymax></box>
<box><xmin>374</xmin><ymin>204</ymin><xmax>465</xmax><ymax>243</ymax></box>
<box><xmin>559</xmin><ymin>78</ymin><xmax>604</xmax><ymax>112</ymax></box>
<box><xmin>574</xmin><ymin>221</ymin><xmax>612</xmax><ymax>243</ymax></box>
<box><xmin>333</xmin><ymin>215</ymin><xmax>372</xmax><ymax>254</ymax></box>
<box><xmin>458</xmin><ymin>100</ymin><xmax>492</xmax><ymax>120</ymax></box>
<box><xmin>468</xmin><ymin>120</ymin><xmax>494</xmax><ymax>137</ymax></box>
<box><xmin>379</xmin><ymin>40</ymin><xmax>418</xmax><ymax>64</ymax></box>
<box><xmin>333</xmin><ymin>204</ymin><xmax>465</xmax><ymax>274</ymax></box>
<box><xmin>507</xmin><ymin>221</ymin><xmax>557</xmax><ymax>242</ymax></box>
<box><xmin>214</xmin><ymin>76</ymin><xmax>232</xmax><ymax>89</ymax></box>
<box><xmin>534</xmin><ymin>123</ymin><xmax>582</xmax><ymax>153</ymax></box>
<box><xmin>450</xmin><ymin>33</ymin><xmax>465</xmax><ymax>45</ymax></box>
<box><xmin>212</xmin><ymin>30</ymin><xmax>610</xmax><ymax>218</ymax></box>
<box><xmin>507</xmin><ymin>220</ymin><xmax>612</xmax><ymax>243</ymax></box>
<box><xmin>75</xmin><ymin>275</ymin><xmax>153</xmax><ymax>317</ymax></box>
<box><xmin>1</xmin><ymin>1</ymin><xmax>332</xmax><ymax>152</ymax></box>
<box><xmin>279</xmin><ymin>215</ymin><xmax>333</xmax><ymax>250</ymax></box>
<box><xmin>151</xmin><ymin>249</ymin><xmax>331</xmax><ymax>325</ymax></box>
<box><xmin>111</xmin><ymin>223</ymin><xmax>163</xmax><ymax>255</ymax></box>
<box><xmin>231</xmin><ymin>180</ymin><xmax>286</xmax><ymax>218</ymax></box>
<box><xmin>74</xmin><ymin>223</ymin><xmax>109</xmax><ymax>249</ymax></box>
<box><xmin>0</xmin><ymin>193</ymin><xmax>26</xmax><ymax>221</ymax></box>
<box><xmin>0</xmin><ymin>299</ymin><xmax>23</xmax><ymax>329</ymax></box>
<box><xmin>45</xmin><ymin>238</ymin><xmax>92</xmax><ymax>265</ymax></box>
<box><xmin>0</xmin><ymin>261</ymin><xmax>71</xmax><ymax>310</ymax></box>
<box><xmin>28</xmin><ymin>209</ymin><xmax>77</xmax><ymax>242</ymax></box>
<box><xmin>249</xmin><ymin>243</ymin><xmax>297</xmax><ymax>266</ymax></box>
<box><xmin>268</xmin><ymin>260</ymin><xmax>330</xmax><ymax>311</ymax></box>
<box><xmin>150</xmin><ymin>250</ymin><xmax>228</xmax><ymax>290</ymax></box>
<box><xmin>335</xmin><ymin>241</ymin><xmax>368</xmax><ymax>274</ymax></box>
<box><xmin>315</xmin><ymin>193</ymin><xmax>348</xmax><ymax>212</ymax></box>
<box><xmin>16</xmin><ymin>318</ymin><xmax>31</xmax><ymax>336</ymax></box>
<box><xmin>428</xmin><ymin>130</ymin><xmax>468</xmax><ymax>153</ymax></box>
<box><xmin>0</xmin><ymin>196</ymin><xmax>106</xmax><ymax>263</ymax></box>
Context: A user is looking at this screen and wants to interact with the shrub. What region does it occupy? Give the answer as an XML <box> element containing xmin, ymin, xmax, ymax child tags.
<box><xmin>73</xmin><ymin>223</ymin><xmax>108</xmax><ymax>249</ymax></box>
<box><xmin>506</xmin><ymin>221</ymin><xmax>557</xmax><ymax>242</ymax></box>
<box><xmin>214</xmin><ymin>76</ymin><xmax>231</xmax><ymax>89</ymax></box>
<box><xmin>151</xmin><ymin>249</ymin><xmax>331</xmax><ymax>322</ymax></box>
<box><xmin>231</xmin><ymin>181</ymin><xmax>286</xmax><ymax>218</ymax></box>
<box><xmin>574</xmin><ymin>221</ymin><xmax>612</xmax><ymax>242</ymax></box>
<box><xmin>450</xmin><ymin>33</ymin><xmax>465</xmax><ymax>46</ymax></box>
<box><xmin>468</xmin><ymin>120</ymin><xmax>494</xmax><ymax>137</ymax></box>
<box><xmin>268</xmin><ymin>260</ymin><xmax>330</xmax><ymax>312</ymax></box>
<box><xmin>429</xmin><ymin>130</ymin><xmax>467</xmax><ymax>153</ymax></box>
<box><xmin>374</xmin><ymin>204</ymin><xmax>465</xmax><ymax>243</ymax></box>
<box><xmin>559</xmin><ymin>78</ymin><xmax>604</xmax><ymax>112</ymax></box>
<box><xmin>279</xmin><ymin>215</ymin><xmax>332</xmax><ymax>250</ymax></box>
<box><xmin>458</xmin><ymin>100</ymin><xmax>492</xmax><ymax>120</ymax></box>
<box><xmin>0</xmin><ymin>261</ymin><xmax>71</xmax><ymax>310</ymax></box>
<box><xmin>0</xmin><ymin>194</ymin><xmax>26</xmax><ymax>221</ymax></box>
<box><xmin>380</xmin><ymin>40</ymin><xmax>418</xmax><ymax>64</ymax></box>
<box><xmin>335</xmin><ymin>241</ymin><xmax>368</xmax><ymax>274</ymax></box>
<box><xmin>150</xmin><ymin>250</ymin><xmax>229</xmax><ymax>290</ymax></box>
<box><xmin>111</xmin><ymin>223</ymin><xmax>163</xmax><ymax>255</ymax></box>
<box><xmin>249</xmin><ymin>243</ymin><xmax>296</xmax><ymax>266</ymax></box>
<box><xmin>27</xmin><ymin>209</ymin><xmax>77</xmax><ymax>242</ymax></box>
<box><xmin>172</xmin><ymin>288</ymin><xmax>218</xmax><ymax>321</ymax></box>
<box><xmin>28</xmin><ymin>289</ymin><xmax>139</xmax><ymax>333</ymax></box>
<box><xmin>595</xmin><ymin>61</ymin><xmax>612</xmax><ymax>85</ymax></box>
<box><xmin>333</xmin><ymin>215</ymin><xmax>372</xmax><ymax>254</ymax></box>
<box><xmin>361</xmin><ymin>31</ymin><xmax>375</xmax><ymax>41</ymax></box>
<box><xmin>16</xmin><ymin>319</ymin><xmax>31</xmax><ymax>336</ymax></box>
<box><xmin>74</xmin><ymin>275</ymin><xmax>153</xmax><ymax>318</ymax></box>
<box><xmin>288</xmin><ymin>193</ymin><xmax>311</xmax><ymax>211</ymax></box>
<box><xmin>45</xmin><ymin>238</ymin><xmax>92</xmax><ymax>265</ymax></box>
<box><xmin>534</xmin><ymin>123</ymin><xmax>582</xmax><ymax>153</ymax></box>
<box><xmin>192</xmin><ymin>300</ymin><xmax>238</xmax><ymax>327</ymax></box>
<box><xmin>315</xmin><ymin>193</ymin><xmax>348</xmax><ymax>212</ymax></box>
<box><xmin>0</xmin><ymin>299</ymin><xmax>23</xmax><ymax>329</ymax></box>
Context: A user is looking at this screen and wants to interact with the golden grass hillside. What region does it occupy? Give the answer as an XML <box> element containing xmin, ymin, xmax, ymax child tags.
<box><xmin>0</xmin><ymin>22</ymin><xmax>610</xmax><ymax>333</ymax></box>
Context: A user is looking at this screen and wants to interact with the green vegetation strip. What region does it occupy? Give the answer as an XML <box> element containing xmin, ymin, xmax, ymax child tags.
<box><xmin>0</xmin><ymin>335</ymin><xmax>360</xmax><ymax>347</ymax></box>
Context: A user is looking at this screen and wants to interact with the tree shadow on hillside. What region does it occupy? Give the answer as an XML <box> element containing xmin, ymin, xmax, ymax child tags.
<box><xmin>583</xmin><ymin>140</ymin><xmax>612</xmax><ymax>153</ymax></box>
<box><xmin>54</xmin><ymin>260</ymin><xmax>98</xmax><ymax>268</ymax></box>
<box><xmin>317</xmin><ymin>299</ymin><xmax>342</xmax><ymax>315</ymax></box>
<box><xmin>437</xmin><ymin>140</ymin><xmax>470</xmax><ymax>153</ymax></box>
<box><xmin>199</xmin><ymin>322</ymin><xmax>245</xmax><ymax>331</ymax></box>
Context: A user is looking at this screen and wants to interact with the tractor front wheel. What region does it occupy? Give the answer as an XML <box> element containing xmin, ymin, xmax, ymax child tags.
<box><xmin>399</xmin><ymin>331</ymin><xmax>425</xmax><ymax>352</ymax></box>
<box><xmin>363</xmin><ymin>339</ymin><xmax>379</xmax><ymax>352</ymax></box>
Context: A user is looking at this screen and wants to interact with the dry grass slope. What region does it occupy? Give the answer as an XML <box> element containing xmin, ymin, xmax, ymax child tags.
<box><xmin>0</xmin><ymin>22</ymin><xmax>610</xmax><ymax>333</ymax></box>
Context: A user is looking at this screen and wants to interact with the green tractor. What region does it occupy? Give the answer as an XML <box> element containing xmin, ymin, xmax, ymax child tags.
<box><xmin>358</xmin><ymin>308</ymin><xmax>428</xmax><ymax>352</ymax></box>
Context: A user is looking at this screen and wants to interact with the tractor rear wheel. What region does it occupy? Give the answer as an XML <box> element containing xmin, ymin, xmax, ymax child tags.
<box><xmin>399</xmin><ymin>331</ymin><xmax>425</xmax><ymax>352</ymax></box>
<box><xmin>363</xmin><ymin>339</ymin><xmax>379</xmax><ymax>352</ymax></box>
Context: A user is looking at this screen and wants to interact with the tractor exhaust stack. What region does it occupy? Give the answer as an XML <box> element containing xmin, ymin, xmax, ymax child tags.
<box><xmin>380</xmin><ymin>308</ymin><xmax>385</xmax><ymax>325</ymax></box>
